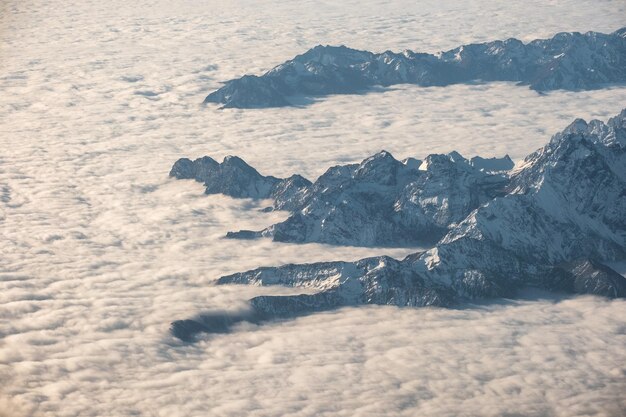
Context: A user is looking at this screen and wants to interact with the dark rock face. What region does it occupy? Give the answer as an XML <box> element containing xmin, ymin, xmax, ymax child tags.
<box><xmin>170</xmin><ymin>110</ymin><xmax>626</xmax><ymax>339</ymax></box>
<box><xmin>169</xmin><ymin>155</ymin><xmax>311</xmax><ymax>200</ymax></box>
<box><xmin>469</xmin><ymin>155</ymin><xmax>514</xmax><ymax>172</ymax></box>
<box><xmin>544</xmin><ymin>259</ymin><xmax>626</xmax><ymax>297</ymax></box>
<box><xmin>204</xmin><ymin>28</ymin><xmax>626</xmax><ymax>108</ymax></box>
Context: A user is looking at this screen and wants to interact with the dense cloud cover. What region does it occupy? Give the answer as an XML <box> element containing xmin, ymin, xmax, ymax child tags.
<box><xmin>1</xmin><ymin>0</ymin><xmax>625</xmax><ymax>416</ymax></box>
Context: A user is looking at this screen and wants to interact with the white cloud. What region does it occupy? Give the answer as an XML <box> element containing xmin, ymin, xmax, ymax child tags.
<box><xmin>0</xmin><ymin>0</ymin><xmax>625</xmax><ymax>416</ymax></box>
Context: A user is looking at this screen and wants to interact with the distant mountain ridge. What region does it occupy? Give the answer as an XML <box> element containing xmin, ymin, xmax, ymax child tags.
<box><xmin>170</xmin><ymin>109</ymin><xmax>626</xmax><ymax>340</ymax></box>
<box><xmin>204</xmin><ymin>27</ymin><xmax>626</xmax><ymax>108</ymax></box>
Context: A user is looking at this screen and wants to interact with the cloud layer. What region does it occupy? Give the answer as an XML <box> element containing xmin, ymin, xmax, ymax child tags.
<box><xmin>0</xmin><ymin>0</ymin><xmax>625</xmax><ymax>416</ymax></box>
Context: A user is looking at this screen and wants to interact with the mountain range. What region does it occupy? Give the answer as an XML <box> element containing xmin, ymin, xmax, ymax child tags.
<box><xmin>170</xmin><ymin>109</ymin><xmax>626</xmax><ymax>340</ymax></box>
<box><xmin>204</xmin><ymin>27</ymin><xmax>626</xmax><ymax>108</ymax></box>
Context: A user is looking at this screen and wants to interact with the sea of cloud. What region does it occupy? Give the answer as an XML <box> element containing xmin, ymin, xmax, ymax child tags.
<box><xmin>1</xmin><ymin>0</ymin><xmax>625</xmax><ymax>416</ymax></box>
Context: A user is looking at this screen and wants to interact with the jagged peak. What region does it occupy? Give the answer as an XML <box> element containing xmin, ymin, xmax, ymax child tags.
<box><xmin>562</xmin><ymin>118</ymin><xmax>589</xmax><ymax>135</ymax></box>
<box><xmin>220</xmin><ymin>155</ymin><xmax>266</xmax><ymax>178</ymax></box>
<box><xmin>502</xmin><ymin>37</ymin><xmax>524</xmax><ymax>46</ymax></box>
<box><xmin>423</xmin><ymin>152</ymin><xmax>471</xmax><ymax>169</ymax></box>
<box><xmin>553</xmin><ymin>30</ymin><xmax>579</xmax><ymax>38</ymax></box>
<box><xmin>282</xmin><ymin>174</ymin><xmax>312</xmax><ymax>187</ymax></box>
<box><xmin>369</xmin><ymin>149</ymin><xmax>393</xmax><ymax>158</ymax></box>
<box><xmin>222</xmin><ymin>155</ymin><xmax>249</xmax><ymax>165</ymax></box>
<box><xmin>545</xmin><ymin>118</ymin><xmax>593</xmax><ymax>148</ymax></box>
<box><xmin>358</xmin><ymin>150</ymin><xmax>398</xmax><ymax>167</ymax></box>
<box><xmin>608</xmin><ymin>108</ymin><xmax>626</xmax><ymax>128</ymax></box>
<box><xmin>509</xmin><ymin>112</ymin><xmax>626</xmax><ymax>194</ymax></box>
<box><xmin>169</xmin><ymin>156</ymin><xmax>220</xmax><ymax>180</ymax></box>
<box><xmin>357</xmin><ymin>150</ymin><xmax>402</xmax><ymax>167</ymax></box>
<box><xmin>285</xmin><ymin>173</ymin><xmax>309</xmax><ymax>181</ymax></box>
<box><xmin>401</xmin><ymin>157</ymin><xmax>422</xmax><ymax>170</ymax></box>
<box><xmin>294</xmin><ymin>44</ymin><xmax>371</xmax><ymax>65</ymax></box>
<box><xmin>544</xmin><ymin>109</ymin><xmax>626</xmax><ymax>151</ymax></box>
<box><xmin>540</xmin><ymin>128</ymin><xmax>598</xmax><ymax>160</ymax></box>
<box><xmin>309</xmin><ymin>44</ymin><xmax>349</xmax><ymax>52</ymax></box>
<box><xmin>469</xmin><ymin>154</ymin><xmax>515</xmax><ymax>172</ymax></box>
<box><xmin>415</xmin><ymin>153</ymin><xmax>469</xmax><ymax>173</ymax></box>
<box><xmin>354</xmin><ymin>151</ymin><xmax>403</xmax><ymax>182</ymax></box>
<box><xmin>186</xmin><ymin>155</ymin><xmax>219</xmax><ymax>166</ymax></box>
<box><xmin>446</xmin><ymin>151</ymin><xmax>467</xmax><ymax>163</ymax></box>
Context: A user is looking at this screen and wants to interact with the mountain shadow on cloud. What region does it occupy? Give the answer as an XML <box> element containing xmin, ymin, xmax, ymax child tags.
<box><xmin>203</xmin><ymin>27</ymin><xmax>626</xmax><ymax>108</ymax></box>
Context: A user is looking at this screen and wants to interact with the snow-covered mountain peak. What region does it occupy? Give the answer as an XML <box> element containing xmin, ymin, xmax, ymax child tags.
<box><xmin>561</xmin><ymin>118</ymin><xmax>589</xmax><ymax>135</ymax></box>
<box><xmin>354</xmin><ymin>150</ymin><xmax>404</xmax><ymax>184</ymax></box>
